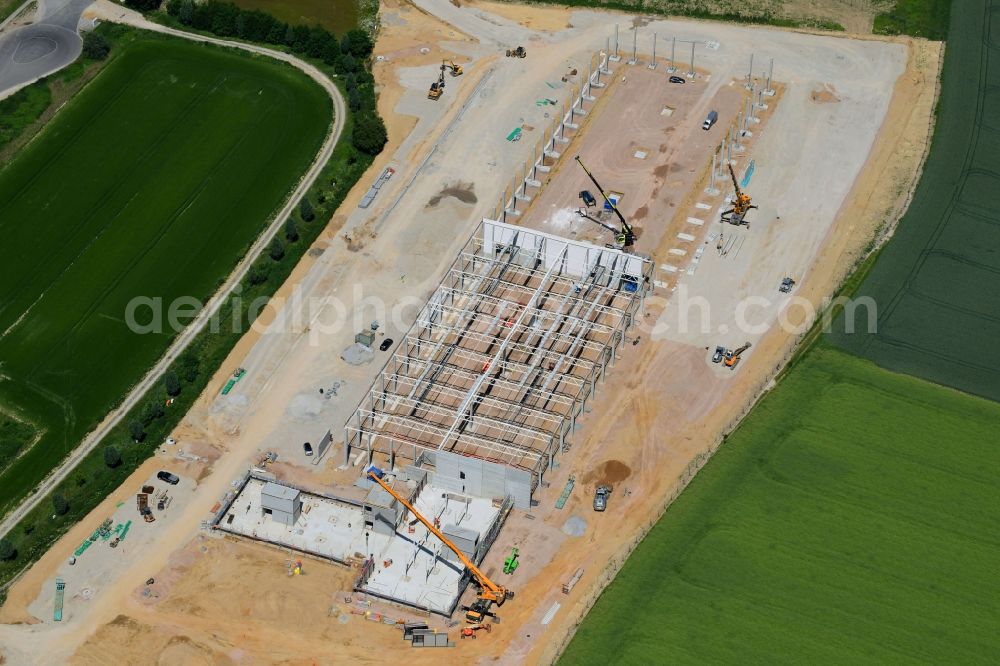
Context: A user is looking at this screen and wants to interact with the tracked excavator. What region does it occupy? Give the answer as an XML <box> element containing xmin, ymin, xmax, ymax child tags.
<box><xmin>428</xmin><ymin>61</ymin><xmax>446</xmax><ymax>100</ymax></box>
<box><xmin>446</xmin><ymin>60</ymin><xmax>463</xmax><ymax>76</ymax></box>
<box><xmin>366</xmin><ymin>470</ymin><xmax>513</xmax><ymax>623</ymax></box>
<box><xmin>721</xmin><ymin>163</ymin><xmax>757</xmax><ymax>227</ymax></box>
<box><xmin>724</xmin><ymin>342</ymin><xmax>751</xmax><ymax>369</ymax></box>
<box><xmin>574</xmin><ymin>155</ymin><xmax>636</xmax><ymax>250</ymax></box>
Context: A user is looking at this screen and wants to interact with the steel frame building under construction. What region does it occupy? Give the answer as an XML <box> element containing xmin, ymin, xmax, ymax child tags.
<box><xmin>343</xmin><ymin>219</ymin><xmax>653</xmax><ymax>501</ymax></box>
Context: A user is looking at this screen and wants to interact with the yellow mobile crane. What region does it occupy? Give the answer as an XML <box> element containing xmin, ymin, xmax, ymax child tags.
<box><xmin>367</xmin><ymin>470</ymin><xmax>514</xmax><ymax>623</ymax></box>
<box><xmin>574</xmin><ymin>155</ymin><xmax>636</xmax><ymax>249</ymax></box>
<box><xmin>721</xmin><ymin>163</ymin><xmax>757</xmax><ymax>227</ymax></box>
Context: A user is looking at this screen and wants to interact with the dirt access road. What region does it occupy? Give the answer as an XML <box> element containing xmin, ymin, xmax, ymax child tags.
<box><xmin>0</xmin><ymin>0</ymin><xmax>939</xmax><ymax>663</ymax></box>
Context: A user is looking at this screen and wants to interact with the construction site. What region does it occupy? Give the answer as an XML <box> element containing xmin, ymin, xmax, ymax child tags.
<box><xmin>0</xmin><ymin>0</ymin><xmax>937</xmax><ymax>663</ymax></box>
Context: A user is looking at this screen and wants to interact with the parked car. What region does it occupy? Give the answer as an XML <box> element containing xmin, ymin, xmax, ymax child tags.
<box><xmin>593</xmin><ymin>485</ymin><xmax>612</xmax><ymax>512</ymax></box>
<box><xmin>779</xmin><ymin>277</ymin><xmax>796</xmax><ymax>293</ymax></box>
<box><xmin>712</xmin><ymin>346</ymin><xmax>725</xmax><ymax>363</ymax></box>
<box><xmin>669</xmin><ymin>75</ymin><xmax>686</xmax><ymax>84</ymax></box>
<box><xmin>579</xmin><ymin>190</ymin><xmax>597</xmax><ymax>207</ymax></box>
<box><xmin>156</xmin><ymin>471</ymin><xmax>179</xmax><ymax>485</ymax></box>
<box><xmin>702</xmin><ymin>110</ymin><xmax>718</xmax><ymax>130</ymax></box>
<box><xmin>379</xmin><ymin>338</ymin><xmax>394</xmax><ymax>351</ymax></box>
<box><xmin>303</xmin><ymin>442</ymin><xmax>314</xmax><ymax>456</ymax></box>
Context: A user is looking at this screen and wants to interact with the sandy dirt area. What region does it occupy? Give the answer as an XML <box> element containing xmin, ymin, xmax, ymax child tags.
<box><xmin>0</xmin><ymin>1</ymin><xmax>939</xmax><ymax>663</ymax></box>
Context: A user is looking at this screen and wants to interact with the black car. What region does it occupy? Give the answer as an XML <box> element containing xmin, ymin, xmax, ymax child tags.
<box><xmin>579</xmin><ymin>190</ymin><xmax>597</xmax><ymax>207</ymax></box>
<box><xmin>669</xmin><ymin>75</ymin><xmax>686</xmax><ymax>84</ymax></box>
<box><xmin>779</xmin><ymin>277</ymin><xmax>796</xmax><ymax>293</ymax></box>
<box><xmin>303</xmin><ymin>442</ymin><xmax>313</xmax><ymax>456</ymax></box>
<box><xmin>379</xmin><ymin>338</ymin><xmax>394</xmax><ymax>351</ymax></box>
<box><xmin>156</xmin><ymin>471</ymin><xmax>179</xmax><ymax>485</ymax></box>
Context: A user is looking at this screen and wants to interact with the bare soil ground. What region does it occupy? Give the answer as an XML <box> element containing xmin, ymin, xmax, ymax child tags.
<box><xmin>0</xmin><ymin>1</ymin><xmax>939</xmax><ymax>664</ymax></box>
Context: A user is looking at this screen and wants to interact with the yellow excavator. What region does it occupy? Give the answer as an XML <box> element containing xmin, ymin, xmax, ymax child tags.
<box><xmin>367</xmin><ymin>470</ymin><xmax>514</xmax><ymax>623</ymax></box>
<box><xmin>721</xmin><ymin>163</ymin><xmax>757</xmax><ymax>227</ymax></box>
<box><xmin>446</xmin><ymin>60</ymin><xmax>463</xmax><ymax>76</ymax></box>
<box><xmin>428</xmin><ymin>61</ymin><xmax>446</xmax><ymax>100</ymax></box>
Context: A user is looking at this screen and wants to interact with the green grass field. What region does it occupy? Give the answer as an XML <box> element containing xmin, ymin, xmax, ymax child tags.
<box><xmin>874</xmin><ymin>0</ymin><xmax>952</xmax><ymax>40</ymax></box>
<box><xmin>832</xmin><ymin>0</ymin><xmax>999</xmax><ymax>400</ymax></box>
<box><xmin>560</xmin><ymin>345</ymin><xmax>1000</xmax><ymax>663</ymax></box>
<box><xmin>228</xmin><ymin>0</ymin><xmax>359</xmax><ymax>33</ymax></box>
<box><xmin>0</xmin><ymin>37</ymin><xmax>329</xmax><ymax>516</ymax></box>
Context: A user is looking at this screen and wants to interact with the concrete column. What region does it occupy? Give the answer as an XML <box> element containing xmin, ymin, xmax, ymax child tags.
<box><xmin>628</xmin><ymin>26</ymin><xmax>637</xmax><ymax>65</ymax></box>
<box><xmin>648</xmin><ymin>33</ymin><xmax>657</xmax><ymax>70</ymax></box>
<box><xmin>610</xmin><ymin>24</ymin><xmax>621</xmax><ymax>61</ymax></box>
<box><xmin>765</xmin><ymin>58</ymin><xmax>775</xmax><ymax>96</ymax></box>
<box><xmin>705</xmin><ymin>153</ymin><xmax>719</xmax><ymax>195</ymax></box>
<box><xmin>568</xmin><ymin>100</ymin><xmax>579</xmax><ymax>128</ymax></box>
<box><xmin>668</xmin><ymin>37</ymin><xmax>676</xmax><ymax>72</ymax></box>
<box><xmin>746</xmin><ymin>53</ymin><xmax>754</xmax><ymax>89</ymax></box>
<box><xmin>688</xmin><ymin>41</ymin><xmax>695</xmax><ymax>77</ymax></box>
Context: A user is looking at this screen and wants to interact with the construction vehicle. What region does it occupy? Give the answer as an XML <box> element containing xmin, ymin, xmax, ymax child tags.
<box><xmin>593</xmin><ymin>485</ymin><xmax>612</xmax><ymax>512</ymax></box>
<box><xmin>446</xmin><ymin>60</ymin><xmax>463</xmax><ymax>76</ymax></box>
<box><xmin>779</xmin><ymin>277</ymin><xmax>795</xmax><ymax>293</ymax></box>
<box><xmin>506</xmin><ymin>46</ymin><xmax>526</xmax><ymax>58</ymax></box>
<box><xmin>428</xmin><ymin>62</ymin><xmax>446</xmax><ymax>100</ymax></box>
<box><xmin>721</xmin><ymin>163</ymin><xmax>757</xmax><ymax>227</ymax></box>
<box><xmin>503</xmin><ymin>547</ymin><xmax>520</xmax><ymax>575</ymax></box>
<box><xmin>461</xmin><ymin>623</ymin><xmax>492</xmax><ymax>639</ymax></box>
<box><xmin>366</xmin><ymin>470</ymin><xmax>514</xmax><ymax>622</ymax></box>
<box><xmin>575</xmin><ymin>155</ymin><xmax>636</xmax><ymax>249</ymax></box>
<box><xmin>725</xmin><ymin>342</ymin><xmax>752</xmax><ymax>369</ymax></box>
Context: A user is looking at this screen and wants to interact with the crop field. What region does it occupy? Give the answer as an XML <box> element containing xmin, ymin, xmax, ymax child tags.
<box><xmin>229</xmin><ymin>0</ymin><xmax>359</xmax><ymax>33</ymax></box>
<box><xmin>560</xmin><ymin>345</ymin><xmax>1000</xmax><ymax>663</ymax></box>
<box><xmin>831</xmin><ymin>0</ymin><xmax>1000</xmax><ymax>401</ymax></box>
<box><xmin>0</xmin><ymin>37</ymin><xmax>330</xmax><ymax>515</ymax></box>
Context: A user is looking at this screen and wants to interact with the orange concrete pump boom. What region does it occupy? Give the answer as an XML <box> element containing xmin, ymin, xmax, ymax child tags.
<box><xmin>366</xmin><ymin>471</ymin><xmax>513</xmax><ymax>607</ymax></box>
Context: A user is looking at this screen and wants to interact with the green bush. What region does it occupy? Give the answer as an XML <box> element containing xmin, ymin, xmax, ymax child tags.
<box><xmin>0</xmin><ymin>538</ymin><xmax>15</xmax><ymax>561</ymax></box>
<box><xmin>128</xmin><ymin>419</ymin><xmax>146</xmax><ymax>442</ymax></box>
<box><xmin>352</xmin><ymin>114</ymin><xmax>387</xmax><ymax>155</ymax></box>
<box><xmin>164</xmin><ymin>371</ymin><xmax>181</xmax><ymax>396</ymax></box>
<box><xmin>82</xmin><ymin>31</ymin><xmax>111</xmax><ymax>60</ymax></box>
<box><xmin>299</xmin><ymin>197</ymin><xmax>315</xmax><ymax>222</ymax></box>
<box><xmin>268</xmin><ymin>237</ymin><xmax>285</xmax><ymax>261</ymax></box>
<box><xmin>104</xmin><ymin>445</ymin><xmax>122</xmax><ymax>469</ymax></box>
<box><xmin>52</xmin><ymin>493</ymin><xmax>69</xmax><ymax>516</ymax></box>
<box><xmin>284</xmin><ymin>218</ymin><xmax>299</xmax><ymax>242</ymax></box>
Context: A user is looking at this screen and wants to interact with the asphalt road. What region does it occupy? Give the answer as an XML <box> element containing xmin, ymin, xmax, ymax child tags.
<box><xmin>0</xmin><ymin>0</ymin><xmax>92</xmax><ymax>98</ymax></box>
<box><xmin>0</xmin><ymin>1</ymin><xmax>346</xmax><ymax>542</ymax></box>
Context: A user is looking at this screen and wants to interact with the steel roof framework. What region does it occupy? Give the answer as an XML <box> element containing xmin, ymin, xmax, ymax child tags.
<box><xmin>344</xmin><ymin>220</ymin><xmax>652</xmax><ymax>493</ymax></box>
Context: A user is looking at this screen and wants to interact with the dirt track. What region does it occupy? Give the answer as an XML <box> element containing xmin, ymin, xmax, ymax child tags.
<box><xmin>0</xmin><ymin>1</ymin><xmax>940</xmax><ymax>664</ymax></box>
